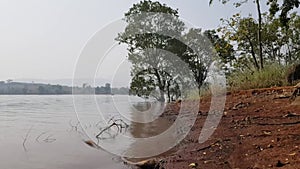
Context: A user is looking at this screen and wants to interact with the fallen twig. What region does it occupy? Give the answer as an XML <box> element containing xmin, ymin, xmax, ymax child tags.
<box><xmin>96</xmin><ymin>122</ymin><xmax>123</xmax><ymax>138</ymax></box>
<box><xmin>255</xmin><ymin>121</ymin><xmax>300</xmax><ymax>126</ymax></box>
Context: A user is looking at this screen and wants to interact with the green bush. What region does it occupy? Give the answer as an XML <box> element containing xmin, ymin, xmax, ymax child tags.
<box><xmin>228</xmin><ymin>64</ymin><xmax>289</xmax><ymax>91</ymax></box>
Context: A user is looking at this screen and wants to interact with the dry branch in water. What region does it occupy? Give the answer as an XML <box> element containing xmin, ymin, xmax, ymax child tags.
<box><xmin>96</xmin><ymin>117</ymin><xmax>129</xmax><ymax>140</ymax></box>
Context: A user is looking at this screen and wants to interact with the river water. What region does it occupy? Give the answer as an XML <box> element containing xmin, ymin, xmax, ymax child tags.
<box><xmin>0</xmin><ymin>95</ymin><xmax>165</xmax><ymax>169</ymax></box>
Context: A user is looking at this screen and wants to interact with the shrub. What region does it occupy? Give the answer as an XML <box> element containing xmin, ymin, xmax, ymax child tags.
<box><xmin>228</xmin><ymin>64</ymin><xmax>289</xmax><ymax>91</ymax></box>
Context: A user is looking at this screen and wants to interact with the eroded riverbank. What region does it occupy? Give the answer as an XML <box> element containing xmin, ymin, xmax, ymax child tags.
<box><xmin>126</xmin><ymin>87</ymin><xmax>300</xmax><ymax>169</ymax></box>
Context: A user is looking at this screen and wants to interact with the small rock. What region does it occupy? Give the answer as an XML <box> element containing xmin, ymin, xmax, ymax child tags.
<box><xmin>283</xmin><ymin>112</ymin><xmax>298</xmax><ymax>118</ymax></box>
<box><xmin>189</xmin><ymin>162</ymin><xmax>198</xmax><ymax>168</ymax></box>
<box><xmin>274</xmin><ymin>94</ymin><xmax>290</xmax><ymax>99</ymax></box>
<box><xmin>204</xmin><ymin>160</ymin><xmax>213</xmax><ymax>164</ymax></box>
<box><xmin>276</xmin><ymin>160</ymin><xmax>286</xmax><ymax>167</ymax></box>
<box><xmin>263</xmin><ymin>131</ymin><xmax>272</xmax><ymax>135</ymax></box>
<box><xmin>233</xmin><ymin>102</ymin><xmax>247</xmax><ymax>110</ymax></box>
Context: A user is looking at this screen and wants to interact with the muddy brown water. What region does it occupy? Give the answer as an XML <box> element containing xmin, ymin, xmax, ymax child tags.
<box><xmin>0</xmin><ymin>95</ymin><xmax>174</xmax><ymax>169</ymax></box>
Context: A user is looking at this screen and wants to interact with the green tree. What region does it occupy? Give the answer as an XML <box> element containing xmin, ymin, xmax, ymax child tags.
<box><xmin>218</xmin><ymin>14</ymin><xmax>261</xmax><ymax>71</ymax></box>
<box><xmin>210</xmin><ymin>0</ymin><xmax>265</xmax><ymax>69</ymax></box>
<box><xmin>204</xmin><ymin>29</ymin><xmax>235</xmax><ymax>74</ymax></box>
<box><xmin>117</xmin><ymin>0</ymin><xmax>186</xmax><ymax>102</ymax></box>
<box><xmin>217</xmin><ymin>11</ymin><xmax>300</xmax><ymax>74</ymax></box>
<box><xmin>118</xmin><ymin>1</ymin><xmax>220</xmax><ymax>101</ymax></box>
<box><xmin>181</xmin><ymin>28</ymin><xmax>216</xmax><ymax>95</ymax></box>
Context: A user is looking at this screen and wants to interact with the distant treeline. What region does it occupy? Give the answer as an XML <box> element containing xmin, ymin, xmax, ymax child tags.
<box><xmin>0</xmin><ymin>81</ymin><xmax>129</xmax><ymax>95</ymax></box>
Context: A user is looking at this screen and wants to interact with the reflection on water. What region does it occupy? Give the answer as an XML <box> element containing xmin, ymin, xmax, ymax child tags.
<box><xmin>132</xmin><ymin>102</ymin><xmax>151</xmax><ymax>112</ymax></box>
<box><xmin>75</xmin><ymin>95</ymin><xmax>180</xmax><ymax>160</ymax></box>
<box><xmin>123</xmin><ymin>101</ymin><xmax>177</xmax><ymax>159</ymax></box>
<box><xmin>129</xmin><ymin>102</ymin><xmax>173</xmax><ymax>138</ymax></box>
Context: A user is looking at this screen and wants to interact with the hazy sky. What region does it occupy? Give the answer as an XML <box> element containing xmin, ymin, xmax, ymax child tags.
<box><xmin>0</xmin><ymin>0</ymin><xmax>269</xmax><ymax>85</ymax></box>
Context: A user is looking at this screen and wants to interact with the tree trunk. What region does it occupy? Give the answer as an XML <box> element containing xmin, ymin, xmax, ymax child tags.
<box><xmin>287</xmin><ymin>40</ymin><xmax>292</xmax><ymax>64</ymax></box>
<box><xmin>153</xmin><ymin>69</ymin><xmax>165</xmax><ymax>102</ymax></box>
<box><xmin>256</xmin><ymin>0</ymin><xmax>264</xmax><ymax>69</ymax></box>
<box><xmin>248</xmin><ymin>38</ymin><xmax>260</xmax><ymax>70</ymax></box>
<box><xmin>159</xmin><ymin>90</ymin><xmax>165</xmax><ymax>102</ymax></box>
<box><xmin>167</xmin><ymin>81</ymin><xmax>171</xmax><ymax>103</ymax></box>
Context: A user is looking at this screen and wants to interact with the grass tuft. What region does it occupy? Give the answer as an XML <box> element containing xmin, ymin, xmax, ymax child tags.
<box><xmin>228</xmin><ymin>64</ymin><xmax>290</xmax><ymax>91</ymax></box>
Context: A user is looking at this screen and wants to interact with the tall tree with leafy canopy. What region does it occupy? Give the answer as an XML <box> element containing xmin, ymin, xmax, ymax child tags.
<box><xmin>116</xmin><ymin>0</ymin><xmax>187</xmax><ymax>102</ymax></box>
<box><xmin>209</xmin><ymin>0</ymin><xmax>264</xmax><ymax>69</ymax></box>
<box><xmin>217</xmin><ymin>11</ymin><xmax>300</xmax><ymax>71</ymax></box>
<box><xmin>117</xmin><ymin>0</ymin><xmax>217</xmax><ymax>101</ymax></box>
<box><xmin>204</xmin><ymin>29</ymin><xmax>235</xmax><ymax>74</ymax></box>
<box><xmin>218</xmin><ymin>14</ymin><xmax>262</xmax><ymax>71</ymax></box>
<box><xmin>181</xmin><ymin>28</ymin><xmax>217</xmax><ymax>95</ymax></box>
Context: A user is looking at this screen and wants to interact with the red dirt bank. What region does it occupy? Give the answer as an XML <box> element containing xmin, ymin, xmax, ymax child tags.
<box><xmin>137</xmin><ymin>87</ymin><xmax>300</xmax><ymax>169</ymax></box>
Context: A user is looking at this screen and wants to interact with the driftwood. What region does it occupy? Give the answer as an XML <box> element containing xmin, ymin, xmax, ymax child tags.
<box><xmin>96</xmin><ymin>117</ymin><xmax>129</xmax><ymax>140</ymax></box>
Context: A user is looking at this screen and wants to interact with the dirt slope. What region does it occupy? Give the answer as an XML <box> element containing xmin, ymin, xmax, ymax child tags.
<box><xmin>155</xmin><ymin>87</ymin><xmax>300</xmax><ymax>169</ymax></box>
